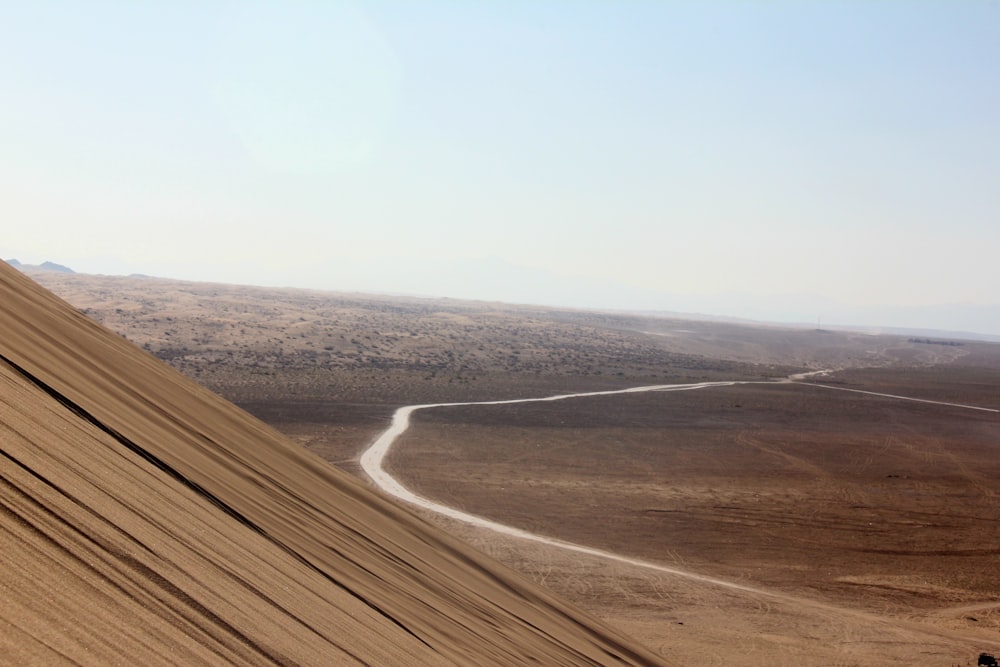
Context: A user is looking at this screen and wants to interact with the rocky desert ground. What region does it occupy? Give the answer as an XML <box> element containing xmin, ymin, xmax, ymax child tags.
<box><xmin>23</xmin><ymin>269</ymin><xmax>1000</xmax><ymax>666</ymax></box>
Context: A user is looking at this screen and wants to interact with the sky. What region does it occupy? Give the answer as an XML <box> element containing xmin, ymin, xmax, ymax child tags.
<box><xmin>3</xmin><ymin>1</ymin><xmax>1000</xmax><ymax>334</ymax></box>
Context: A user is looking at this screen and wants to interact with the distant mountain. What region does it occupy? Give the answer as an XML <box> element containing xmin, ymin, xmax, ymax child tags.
<box><xmin>5</xmin><ymin>259</ymin><xmax>75</xmax><ymax>273</ymax></box>
<box><xmin>39</xmin><ymin>260</ymin><xmax>75</xmax><ymax>273</ymax></box>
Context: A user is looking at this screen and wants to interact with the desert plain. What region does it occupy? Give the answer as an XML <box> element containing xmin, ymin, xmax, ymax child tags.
<box><xmin>20</xmin><ymin>269</ymin><xmax>1000</xmax><ymax>666</ymax></box>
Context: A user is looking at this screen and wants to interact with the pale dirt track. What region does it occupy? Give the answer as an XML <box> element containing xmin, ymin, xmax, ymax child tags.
<box><xmin>361</xmin><ymin>376</ymin><xmax>1000</xmax><ymax>662</ymax></box>
<box><xmin>361</xmin><ymin>375</ymin><xmax>997</xmax><ymax>573</ymax></box>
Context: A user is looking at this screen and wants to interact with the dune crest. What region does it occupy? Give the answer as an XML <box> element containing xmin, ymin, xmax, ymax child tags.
<box><xmin>0</xmin><ymin>262</ymin><xmax>666</xmax><ymax>666</ymax></box>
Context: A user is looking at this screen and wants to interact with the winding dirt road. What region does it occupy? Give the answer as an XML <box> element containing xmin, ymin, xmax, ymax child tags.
<box><xmin>362</xmin><ymin>375</ymin><xmax>996</xmax><ymax>585</ymax></box>
<box><xmin>360</xmin><ymin>381</ymin><xmax>774</xmax><ymax>590</ymax></box>
<box><xmin>360</xmin><ymin>376</ymin><xmax>1000</xmax><ymax>660</ymax></box>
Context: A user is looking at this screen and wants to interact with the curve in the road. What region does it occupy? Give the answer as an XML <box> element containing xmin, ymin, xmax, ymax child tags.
<box><xmin>360</xmin><ymin>380</ymin><xmax>786</xmax><ymax>597</ymax></box>
<box><xmin>360</xmin><ymin>376</ymin><xmax>997</xmax><ymax>597</ymax></box>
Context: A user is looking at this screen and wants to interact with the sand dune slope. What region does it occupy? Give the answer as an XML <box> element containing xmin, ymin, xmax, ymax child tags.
<box><xmin>0</xmin><ymin>263</ymin><xmax>666</xmax><ymax>666</ymax></box>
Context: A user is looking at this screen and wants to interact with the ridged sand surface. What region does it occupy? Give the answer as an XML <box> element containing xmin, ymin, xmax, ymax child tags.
<box><xmin>0</xmin><ymin>262</ymin><xmax>666</xmax><ymax>666</ymax></box>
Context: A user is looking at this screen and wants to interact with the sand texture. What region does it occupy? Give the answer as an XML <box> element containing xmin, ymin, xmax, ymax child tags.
<box><xmin>0</xmin><ymin>261</ymin><xmax>667</xmax><ymax>666</ymax></box>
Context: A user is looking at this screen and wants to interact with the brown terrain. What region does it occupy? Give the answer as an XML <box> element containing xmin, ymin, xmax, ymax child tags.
<box><xmin>0</xmin><ymin>263</ymin><xmax>667</xmax><ymax>666</ymax></box>
<box><xmin>14</xmin><ymin>268</ymin><xmax>1000</xmax><ymax>666</ymax></box>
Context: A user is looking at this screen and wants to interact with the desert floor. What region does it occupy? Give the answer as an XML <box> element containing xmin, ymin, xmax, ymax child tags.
<box><xmin>32</xmin><ymin>271</ymin><xmax>1000</xmax><ymax>666</ymax></box>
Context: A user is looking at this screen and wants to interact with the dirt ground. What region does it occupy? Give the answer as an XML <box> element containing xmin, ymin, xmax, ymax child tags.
<box><xmin>388</xmin><ymin>377</ymin><xmax>1000</xmax><ymax>665</ymax></box>
<box><xmin>30</xmin><ymin>270</ymin><xmax>1000</xmax><ymax>666</ymax></box>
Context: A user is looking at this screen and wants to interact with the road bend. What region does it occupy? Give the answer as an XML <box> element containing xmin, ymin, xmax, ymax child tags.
<box><xmin>360</xmin><ymin>375</ymin><xmax>997</xmax><ymax>604</ymax></box>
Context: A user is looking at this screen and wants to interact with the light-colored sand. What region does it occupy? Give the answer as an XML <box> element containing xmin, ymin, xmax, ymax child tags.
<box><xmin>0</xmin><ymin>261</ymin><xmax>668</xmax><ymax>665</ymax></box>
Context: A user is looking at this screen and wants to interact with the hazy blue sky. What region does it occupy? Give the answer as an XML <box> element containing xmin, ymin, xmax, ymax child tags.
<box><xmin>4</xmin><ymin>1</ymin><xmax>999</xmax><ymax>332</ymax></box>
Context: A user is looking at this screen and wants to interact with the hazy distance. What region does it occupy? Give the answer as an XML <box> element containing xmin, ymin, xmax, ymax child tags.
<box><xmin>4</xmin><ymin>2</ymin><xmax>999</xmax><ymax>334</ymax></box>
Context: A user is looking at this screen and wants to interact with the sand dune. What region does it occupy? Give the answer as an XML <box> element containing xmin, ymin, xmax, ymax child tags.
<box><xmin>0</xmin><ymin>262</ymin><xmax>667</xmax><ymax>665</ymax></box>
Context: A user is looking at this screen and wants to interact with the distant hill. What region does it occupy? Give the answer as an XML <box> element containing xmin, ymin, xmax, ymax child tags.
<box><xmin>5</xmin><ymin>258</ymin><xmax>75</xmax><ymax>273</ymax></box>
<box><xmin>12</xmin><ymin>256</ymin><xmax>999</xmax><ymax>340</ymax></box>
<box><xmin>254</xmin><ymin>254</ymin><xmax>1000</xmax><ymax>340</ymax></box>
<box><xmin>39</xmin><ymin>260</ymin><xmax>75</xmax><ymax>273</ymax></box>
